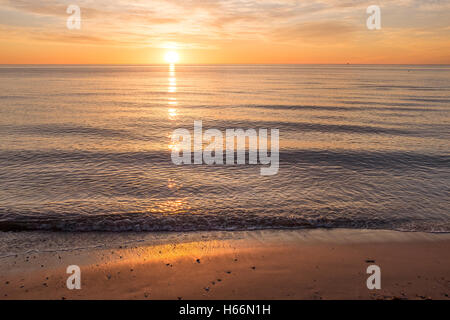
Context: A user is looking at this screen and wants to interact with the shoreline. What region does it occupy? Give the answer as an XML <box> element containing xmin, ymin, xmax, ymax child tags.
<box><xmin>0</xmin><ymin>228</ymin><xmax>449</xmax><ymax>300</ymax></box>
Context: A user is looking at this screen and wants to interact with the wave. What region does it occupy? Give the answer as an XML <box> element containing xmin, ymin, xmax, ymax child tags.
<box><xmin>0</xmin><ymin>124</ymin><xmax>131</xmax><ymax>138</ymax></box>
<box><xmin>0</xmin><ymin>209</ymin><xmax>448</xmax><ymax>233</ymax></box>
<box><xmin>0</xmin><ymin>149</ymin><xmax>447</xmax><ymax>170</ymax></box>
<box><xmin>239</xmin><ymin>103</ymin><xmax>445</xmax><ymax>112</ymax></box>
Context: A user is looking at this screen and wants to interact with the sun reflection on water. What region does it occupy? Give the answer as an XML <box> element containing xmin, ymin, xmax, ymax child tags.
<box><xmin>168</xmin><ymin>108</ymin><xmax>177</xmax><ymax>118</ymax></box>
<box><xmin>145</xmin><ymin>199</ymin><xmax>190</xmax><ymax>214</ymax></box>
<box><xmin>167</xmin><ymin>64</ymin><xmax>178</xmax><ymax>115</ymax></box>
<box><xmin>167</xmin><ymin>64</ymin><xmax>179</xmax><ymax>153</ymax></box>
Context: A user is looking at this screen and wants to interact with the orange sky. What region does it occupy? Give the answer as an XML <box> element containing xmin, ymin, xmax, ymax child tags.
<box><xmin>0</xmin><ymin>0</ymin><xmax>449</xmax><ymax>64</ymax></box>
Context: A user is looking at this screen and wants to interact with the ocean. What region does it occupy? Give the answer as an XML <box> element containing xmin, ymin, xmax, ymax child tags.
<box><xmin>0</xmin><ymin>64</ymin><xmax>449</xmax><ymax>233</ymax></box>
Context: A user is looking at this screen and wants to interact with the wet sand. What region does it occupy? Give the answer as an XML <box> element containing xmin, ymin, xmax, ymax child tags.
<box><xmin>0</xmin><ymin>229</ymin><xmax>449</xmax><ymax>300</ymax></box>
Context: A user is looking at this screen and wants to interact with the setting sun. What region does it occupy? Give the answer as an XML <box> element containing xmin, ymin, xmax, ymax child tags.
<box><xmin>164</xmin><ymin>51</ymin><xmax>179</xmax><ymax>64</ymax></box>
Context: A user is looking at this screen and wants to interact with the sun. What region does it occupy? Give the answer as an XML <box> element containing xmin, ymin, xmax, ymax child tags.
<box><xmin>164</xmin><ymin>51</ymin><xmax>179</xmax><ymax>64</ymax></box>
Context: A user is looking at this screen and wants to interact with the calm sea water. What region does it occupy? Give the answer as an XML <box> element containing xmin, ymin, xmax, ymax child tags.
<box><xmin>0</xmin><ymin>65</ymin><xmax>449</xmax><ymax>232</ymax></box>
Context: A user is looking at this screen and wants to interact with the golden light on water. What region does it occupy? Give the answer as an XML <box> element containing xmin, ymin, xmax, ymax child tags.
<box><xmin>168</xmin><ymin>108</ymin><xmax>177</xmax><ymax>118</ymax></box>
<box><xmin>167</xmin><ymin>63</ymin><xmax>178</xmax><ymax>123</ymax></box>
<box><xmin>168</xmin><ymin>97</ymin><xmax>177</xmax><ymax>106</ymax></box>
<box><xmin>168</xmin><ymin>77</ymin><xmax>177</xmax><ymax>92</ymax></box>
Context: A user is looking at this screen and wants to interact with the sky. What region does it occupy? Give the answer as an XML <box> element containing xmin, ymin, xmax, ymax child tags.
<box><xmin>0</xmin><ymin>0</ymin><xmax>449</xmax><ymax>64</ymax></box>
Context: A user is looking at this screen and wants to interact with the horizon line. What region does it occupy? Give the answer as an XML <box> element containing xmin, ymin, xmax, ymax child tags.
<box><xmin>1</xmin><ymin>63</ymin><xmax>449</xmax><ymax>66</ymax></box>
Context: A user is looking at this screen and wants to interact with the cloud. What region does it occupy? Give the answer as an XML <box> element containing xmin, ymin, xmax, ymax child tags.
<box><xmin>0</xmin><ymin>0</ymin><xmax>448</xmax><ymax>54</ymax></box>
<box><xmin>272</xmin><ymin>20</ymin><xmax>359</xmax><ymax>43</ymax></box>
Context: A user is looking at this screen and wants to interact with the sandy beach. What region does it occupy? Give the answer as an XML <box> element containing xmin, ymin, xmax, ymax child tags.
<box><xmin>0</xmin><ymin>229</ymin><xmax>449</xmax><ymax>300</ymax></box>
